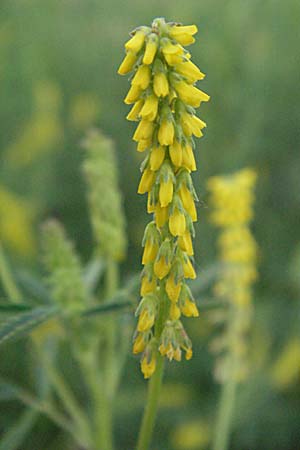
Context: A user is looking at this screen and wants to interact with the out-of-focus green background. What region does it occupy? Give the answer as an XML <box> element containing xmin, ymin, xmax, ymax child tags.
<box><xmin>1</xmin><ymin>0</ymin><xmax>300</xmax><ymax>449</ymax></box>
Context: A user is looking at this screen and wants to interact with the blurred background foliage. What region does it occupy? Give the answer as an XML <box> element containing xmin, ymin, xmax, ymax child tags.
<box><xmin>0</xmin><ymin>0</ymin><xmax>300</xmax><ymax>449</ymax></box>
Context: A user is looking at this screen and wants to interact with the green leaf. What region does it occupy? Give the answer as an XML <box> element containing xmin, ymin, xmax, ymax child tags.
<box><xmin>15</xmin><ymin>270</ymin><xmax>52</xmax><ymax>304</ymax></box>
<box><xmin>82</xmin><ymin>299</ymin><xmax>133</xmax><ymax>317</ymax></box>
<box><xmin>0</xmin><ymin>306</ymin><xmax>59</xmax><ymax>346</ymax></box>
<box><xmin>0</xmin><ymin>409</ymin><xmax>38</xmax><ymax>450</ymax></box>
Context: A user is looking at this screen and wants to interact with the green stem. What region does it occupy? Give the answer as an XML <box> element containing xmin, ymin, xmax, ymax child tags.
<box><xmin>38</xmin><ymin>350</ymin><xmax>92</xmax><ymax>448</ymax></box>
<box><xmin>212</xmin><ymin>374</ymin><xmax>237</xmax><ymax>450</ymax></box>
<box><xmin>136</xmin><ymin>353</ymin><xmax>164</xmax><ymax>450</ymax></box>
<box><xmin>0</xmin><ymin>242</ymin><xmax>22</xmax><ymax>301</ymax></box>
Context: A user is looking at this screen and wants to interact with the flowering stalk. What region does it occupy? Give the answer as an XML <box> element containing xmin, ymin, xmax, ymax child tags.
<box><xmin>207</xmin><ymin>168</ymin><xmax>258</xmax><ymax>450</ymax></box>
<box><xmin>118</xmin><ymin>18</ymin><xmax>209</xmax><ymax>381</ymax></box>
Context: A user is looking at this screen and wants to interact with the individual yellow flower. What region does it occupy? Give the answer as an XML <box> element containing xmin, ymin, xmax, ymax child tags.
<box><xmin>175</xmin><ymin>80</ymin><xmax>210</xmax><ymax>107</ymax></box>
<box><xmin>133</xmin><ymin>333</ymin><xmax>147</xmax><ymax>354</ymax></box>
<box><xmin>143</xmin><ymin>33</ymin><xmax>158</xmax><ymax>64</ymax></box>
<box><xmin>125</xmin><ymin>29</ymin><xmax>147</xmax><ymax>53</ymax></box>
<box><xmin>126</xmin><ymin>99</ymin><xmax>144</xmax><ymax>121</ymax></box>
<box><xmin>169</xmin><ymin>208</ymin><xmax>186</xmax><ymax>237</ymax></box>
<box><xmin>133</xmin><ymin>119</ymin><xmax>154</xmax><ymax>141</ymax></box>
<box><xmin>138</xmin><ymin>168</ymin><xmax>155</xmax><ymax>194</ymax></box>
<box><xmin>169</xmin><ymin>141</ymin><xmax>183</xmax><ymax>167</ymax></box>
<box><xmin>124</xmin><ymin>84</ymin><xmax>141</xmax><ymax>104</ymax></box>
<box><xmin>138</xmin><ymin>309</ymin><xmax>155</xmax><ymax>332</ymax></box>
<box><xmin>118</xmin><ymin>51</ymin><xmax>138</xmax><ymax>75</ymax></box>
<box><xmin>141</xmin><ymin>352</ymin><xmax>157</xmax><ymax>378</ymax></box>
<box><xmin>181</xmin><ymin>298</ymin><xmax>199</xmax><ymax>317</ymax></box>
<box><xmin>159</xmin><ymin>178</ymin><xmax>174</xmax><ymax>207</ymax></box>
<box><xmin>175</xmin><ymin>60</ymin><xmax>205</xmax><ymax>83</ymax></box>
<box><xmin>140</xmin><ymin>95</ymin><xmax>159</xmax><ymax>121</ymax></box>
<box><xmin>166</xmin><ymin>273</ymin><xmax>182</xmax><ymax>302</ymax></box>
<box><xmin>153</xmin><ymin>72</ymin><xmax>169</xmax><ymax>97</ymax></box>
<box><xmin>149</xmin><ymin>146</ymin><xmax>166</xmax><ymax>171</ymax></box>
<box><xmin>154</xmin><ymin>255</ymin><xmax>171</xmax><ymax>279</ymax></box>
<box><xmin>178</xmin><ymin>230</ymin><xmax>194</xmax><ymax>256</ymax></box>
<box><xmin>131</xmin><ymin>65</ymin><xmax>151</xmax><ymax>90</ymax></box>
<box><xmin>158</xmin><ymin>119</ymin><xmax>175</xmax><ymax>146</ymax></box>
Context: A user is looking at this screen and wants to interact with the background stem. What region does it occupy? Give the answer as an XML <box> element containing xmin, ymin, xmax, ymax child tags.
<box><xmin>212</xmin><ymin>374</ymin><xmax>237</xmax><ymax>450</ymax></box>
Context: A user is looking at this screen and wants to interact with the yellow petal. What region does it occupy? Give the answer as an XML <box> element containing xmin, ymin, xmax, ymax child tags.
<box><xmin>138</xmin><ymin>168</ymin><xmax>155</xmax><ymax>194</ymax></box>
<box><xmin>153</xmin><ymin>72</ymin><xmax>169</xmax><ymax>97</ymax></box>
<box><xmin>154</xmin><ymin>256</ymin><xmax>171</xmax><ymax>279</ymax></box>
<box><xmin>169</xmin><ymin>208</ymin><xmax>186</xmax><ymax>236</ymax></box>
<box><xmin>149</xmin><ymin>146</ymin><xmax>165</xmax><ymax>170</ymax></box>
<box><xmin>126</xmin><ymin>99</ymin><xmax>144</xmax><ymax>121</ymax></box>
<box><xmin>169</xmin><ymin>141</ymin><xmax>183</xmax><ymax>167</ymax></box>
<box><xmin>118</xmin><ymin>51</ymin><xmax>137</xmax><ymax>75</ymax></box>
<box><xmin>159</xmin><ymin>179</ymin><xmax>173</xmax><ymax>207</ymax></box>
<box><xmin>158</xmin><ymin>119</ymin><xmax>174</xmax><ymax>146</ymax></box>
<box><xmin>124</xmin><ymin>84</ymin><xmax>141</xmax><ymax>104</ymax></box>
<box><xmin>132</xmin><ymin>65</ymin><xmax>151</xmax><ymax>90</ymax></box>
<box><xmin>166</xmin><ymin>274</ymin><xmax>182</xmax><ymax>302</ymax></box>
<box><xmin>140</xmin><ymin>95</ymin><xmax>159</xmax><ymax>121</ymax></box>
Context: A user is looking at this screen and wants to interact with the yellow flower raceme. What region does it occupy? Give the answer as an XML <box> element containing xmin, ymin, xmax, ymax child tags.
<box><xmin>207</xmin><ymin>168</ymin><xmax>258</xmax><ymax>383</ymax></box>
<box><xmin>119</xmin><ymin>17</ymin><xmax>209</xmax><ymax>378</ymax></box>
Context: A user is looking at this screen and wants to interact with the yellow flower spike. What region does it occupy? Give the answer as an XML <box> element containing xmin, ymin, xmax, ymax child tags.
<box><xmin>124</xmin><ymin>84</ymin><xmax>142</xmax><ymax>104</ymax></box>
<box><xmin>154</xmin><ymin>255</ymin><xmax>171</xmax><ymax>279</ymax></box>
<box><xmin>119</xmin><ymin>18</ymin><xmax>209</xmax><ymax>376</ymax></box>
<box><xmin>153</xmin><ymin>72</ymin><xmax>169</xmax><ymax>97</ymax></box>
<box><xmin>133</xmin><ymin>333</ymin><xmax>147</xmax><ymax>354</ymax></box>
<box><xmin>118</xmin><ymin>51</ymin><xmax>138</xmax><ymax>75</ymax></box>
<box><xmin>137</xmin><ymin>139</ymin><xmax>151</xmax><ymax>152</ymax></box>
<box><xmin>183</xmin><ymin>257</ymin><xmax>196</xmax><ymax>279</ymax></box>
<box><xmin>155</xmin><ymin>204</ymin><xmax>169</xmax><ymax>228</ymax></box>
<box><xmin>138</xmin><ymin>168</ymin><xmax>155</xmax><ymax>194</ymax></box>
<box><xmin>149</xmin><ymin>146</ymin><xmax>166</xmax><ymax>171</ymax></box>
<box><xmin>181</xmin><ymin>298</ymin><xmax>199</xmax><ymax>317</ymax></box>
<box><xmin>158</xmin><ymin>119</ymin><xmax>175</xmax><ymax>146</ymax></box>
<box><xmin>169</xmin><ymin>140</ymin><xmax>183</xmax><ymax>167</ymax></box>
<box><xmin>143</xmin><ymin>33</ymin><xmax>159</xmax><ymax>64</ymax></box>
<box><xmin>132</xmin><ymin>65</ymin><xmax>151</xmax><ymax>90</ymax></box>
<box><xmin>166</xmin><ymin>274</ymin><xmax>182</xmax><ymax>302</ymax></box>
<box><xmin>133</xmin><ymin>119</ymin><xmax>154</xmax><ymax>142</ymax></box>
<box><xmin>182</xmin><ymin>144</ymin><xmax>197</xmax><ymax>171</ymax></box>
<box><xmin>141</xmin><ymin>274</ymin><xmax>157</xmax><ymax>296</ymax></box>
<box><xmin>125</xmin><ymin>30</ymin><xmax>146</xmax><ymax>53</ymax></box>
<box><xmin>179</xmin><ymin>184</ymin><xmax>197</xmax><ymax>221</ymax></box>
<box><xmin>141</xmin><ymin>353</ymin><xmax>157</xmax><ymax>379</ymax></box>
<box><xmin>126</xmin><ymin>99</ymin><xmax>144</xmax><ymax>121</ymax></box>
<box><xmin>175</xmin><ymin>60</ymin><xmax>205</xmax><ymax>83</ymax></box>
<box><xmin>175</xmin><ymin>80</ymin><xmax>210</xmax><ymax>107</ymax></box>
<box><xmin>140</xmin><ymin>95</ymin><xmax>159</xmax><ymax>121</ymax></box>
<box><xmin>169</xmin><ymin>208</ymin><xmax>186</xmax><ymax>237</ymax></box>
<box><xmin>159</xmin><ymin>178</ymin><xmax>174</xmax><ymax>207</ymax></box>
<box><xmin>170</xmin><ymin>303</ymin><xmax>181</xmax><ymax>320</ymax></box>
<box><xmin>178</xmin><ymin>230</ymin><xmax>194</xmax><ymax>256</ymax></box>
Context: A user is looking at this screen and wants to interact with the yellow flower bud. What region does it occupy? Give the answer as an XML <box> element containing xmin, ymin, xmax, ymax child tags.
<box><xmin>181</xmin><ymin>298</ymin><xmax>199</xmax><ymax>317</ymax></box>
<box><xmin>158</xmin><ymin>119</ymin><xmax>174</xmax><ymax>146</ymax></box>
<box><xmin>169</xmin><ymin>141</ymin><xmax>183</xmax><ymax>167</ymax></box>
<box><xmin>169</xmin><ymin>25</ymin><xmax>198</xmax><ymax>37</ymax></box>
<box><xmin>169</xmin><ymin>208</ymin><xmax>186</xmax><ymax>237</ymax></box>
<box><xmin>155</xmin><ymin>204</ymin><xmax>169</xmax><ymax>228</ymax></box>
<box><xmin>118</xmin><ymin>51</ymin><xmax>137</xmax><ymax>75</ymax></box>
<box><xmin>133</xmin><ymin>119</ymin><xmax>154</xmax><ymax>142</ymax></box>
<box><xmin>142</xmin><ymin>239</ymin><xmax>159</xmax><ymax>264</ymax></box>
<box><xmin>124</xmin><ymin>84</ymin><xmax>141</xmax><ymax>104</ymax></box>
<box><xmin>182</xmin><ymin>144</ymin><xmax>196</xmax><ymax>171</ymax></box>
<box><xmin>178</xmin><ymin>230</ymin><xmax>194</xmax><ymax>256</ymax></box>
<box><xmin>143</xmin><ymin>34</ymin><xmax>158</xmax><ymax>64</ymax></box>
<box><xmin>153</xmin><ymin>72</ymin><xmax>169</xmax><ymax>97</ymax></box>
<box><xmin>126</xmin><ymin>99</ymin><xmax>144</xmax><ymax>121</ymax></box>
<box><xmin>185</xmin><ymin>348</ymin><xmax>193</xmax><ymax>360</ymax></box>
<box><xmin>138</xmin><ymin>309</ymin><xmax>155</xmax><ymax>332</ymax></box>
<box><xmin>162</xmin><ymin>41</ymin><xmax>184</xmax><ymax>56</ymax></box>
<box><xmin>175</xmin><ymin>60</ymin><xmax>205</xmax><ymax>83</ymax></box>
<box><xmin>132</xmin><ymin>64</ymin><xmax>151</xmax><ymax>89</ymax></box>
<box><xmin>179</xmin><ymin>184</ymin><xmax>197</xmax><ymax>221</ymax></box>
<box><xmin>183</xmin><ymin>258</ymin><xmax>196</xmax><ymax>279</ymax></box>
<box><xmin>125</xmin><ymin>30</ymin><xmax>146</xmax><ymax>53</ymax></box>
<box><xmin>133</xmin><ymin>333</ymin><xmax>146</xmax><ymax>354</ymax></box>
<box><xmin>159</xmin><ymin>178</ymin><xmax>173</xmax><ymax>207</ymax></box>
<box><xmin>138</xmin><ymin>168</ymin><xmax>155</xmax><ymax>194</ymax></box>
<box><xmin>154</xmin><ymin>255</ymin><xmax>171</xmax><ymax>279</ymax></box>
<box><xmin>141</xmin><ymin>274</ymin><xmax>157</xmax><ymax>296</ymax></box>
<box><xmin>141</xmin><ymin>353</ymin><xmax>156</xmax><ymax>378</ymax></box>
<box><xmin>137</xmin><ymin>139</ymin><xmax>151</xmax><ymax>152</ymax></box>
<box><xmin>140</xmin><ymin>95</ymin><xmax>159</xmax><ymax>121</ymax></box>
<box><xmin>175</xmin><ymin>81</ymin><xmax>210</xmax><ymax>107</ymax></box>
<box><xmin>170</xmin><ymin>303</ymin><xmax>181</xmax><ymax>320</ymax></box>
<box><xmin>149</xmin><ymin>146</ymin><xmax>166</xmax><ymax>171</ymax></box>
<box><xmin>166</xmin><ymin>274</ymin><xmax>182</xmax><ymax>302</ymax></box>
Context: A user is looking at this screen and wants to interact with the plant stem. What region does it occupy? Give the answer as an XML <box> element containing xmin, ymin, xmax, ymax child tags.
<box><xmin>212</xmin><ymin>373</ymin><xmax>237</xmax><ymax>450</ymax></box>
<box><xmin>0</xmin><ymin>242</ymin><xmax>22</xmax><ymax>301</ymax></box>
<box><xmin>38</xmin><ymin>350</ymin><xmax>92</xmax><ymax>448</ymax></box>
<box><xmin>136</xmin><ymin>353</ymin><xmax>164</xmax><ymax>450</ymax></box>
